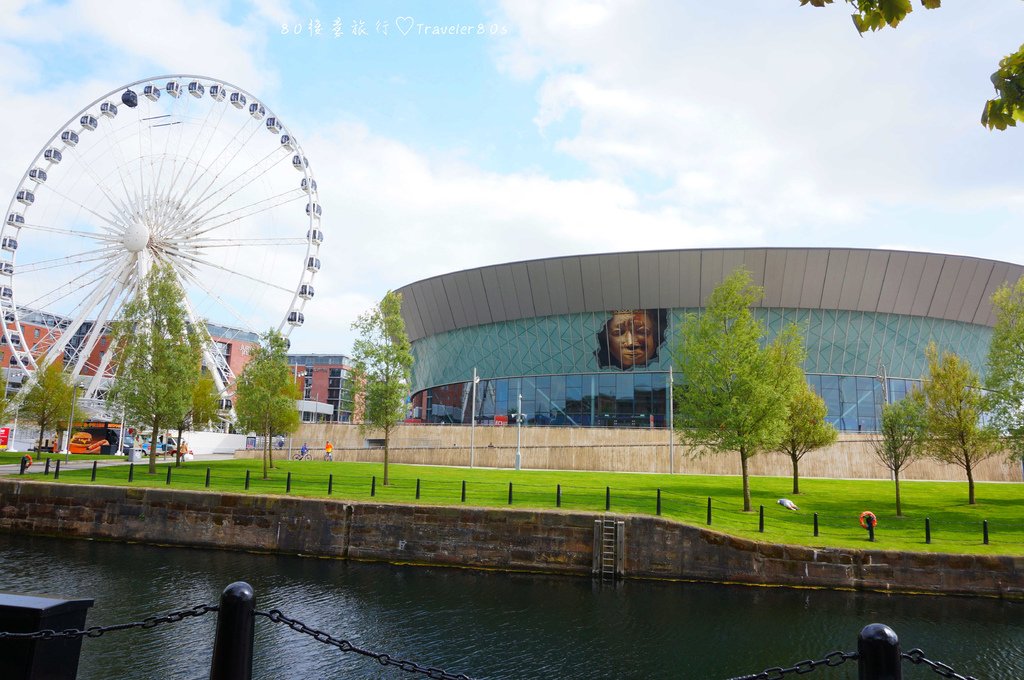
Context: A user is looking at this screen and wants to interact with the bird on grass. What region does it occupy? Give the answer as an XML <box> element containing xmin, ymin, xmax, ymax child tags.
<box><xmin>777</xmin><ymin>498</ymin><xmax>799</xmax><ymax>512</ymax></box>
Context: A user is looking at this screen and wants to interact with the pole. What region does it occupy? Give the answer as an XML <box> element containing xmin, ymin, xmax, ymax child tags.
<box><xmin>515</xmin><ymin>392</ymin><xmax>522</xmax><ymax>471</ymax></box>
<box><xmin>470</xmin><ymin>367</ymin><xmax>477</xmax><ymax>468</ymax></box>
<box><xmin>63</xmin><ymin>384</ymin><xmax>79</xmax><ymax>462</ymax></box>
<box><xmin>857</xmin><ymin>623</ymin><xmax>901</xmax><ymax>679</ymax></box>
<box><xmin>209</xmin><ymin>582</ymin><xmax>256</xmax><ymax>680</ymax></box>
<box><xmin>668</xmin><ymin>367</ymin><xmax>674</xmax><ymax>474</ymax></box>
<box><xmin>11</xmin><ymin>403</ymin><xmax>18</xmax><ymax>446</ymax></box>
<box><xmin>119</xmin><ymin>408</ymin><xmax>126</xmax><ymax>456</ymax></box>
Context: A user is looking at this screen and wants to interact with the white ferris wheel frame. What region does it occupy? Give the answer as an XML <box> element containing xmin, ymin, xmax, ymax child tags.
<box><xmin>0</xmin><ymin>74</ymin><xmax>322</xmax><ymax>415</ymax></box>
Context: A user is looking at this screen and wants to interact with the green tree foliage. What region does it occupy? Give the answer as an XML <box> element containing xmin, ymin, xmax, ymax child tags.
<box><xmin>172</xmin><ymin>374</ymin><xmax>222</xmax><ymax>466</ymax></box>
<box><xmin>777</xmin><ymin>380</ymin><xmax>838</xmax><ymax>495</ymax></box>
<box><xmin>872</xmin><ymin>390</ymin><xmax>926</xmax><ymax>516</ymax></box>
<box><xmin>674</xmin><ymin>269</ymin><xmax>806</xmax><ymax>511</ymax></box>
<box><xmin>235</xmin><ymin>329</ymin><xmax>300</xmax><ymax>479</ymax></box>
<box><xmin>920</xmin><ymin>342</ymin><xmax>1000</xmax><ymax>505</ymax></box>
<box><xmin>21</xmin><ymin>361</ymin><xmax>75</xmax><ymax>451</ymax></box>
<box><xmin>107</xmin><ymin>263</ymin><xmax>201</xmax><ymax>475</ymax></box>
<box><xmin>351</xmin><ymin>290</ymin><xmax>413</xmax><ymax>486</ymax></box>
<box><xmin>799</xmin><ymin>0</ymin><xmax>1024</xmax><ymax>130</ymax></box>
<box><xmin>985</xmin><ymin>276</ymin><xmax>1024</xmax><ymax>461</ymax></box>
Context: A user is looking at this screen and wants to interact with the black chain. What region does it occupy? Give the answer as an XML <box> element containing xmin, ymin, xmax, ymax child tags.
<box><xmin>256</xmin><ymin>609</ymin><xmax>474</xmax><ymax>680</ymax></box>
<box><xmin>0</xmin><ymin>604</ymin><xmax>218</xmax><ymax>641</ymax></box>
<box><xmin>903</xmin><ymin>649</ymin><xmax>978</xmax><ymax>680</ymax></box>
<box><xmin>725</xmin><ymin>651</ymin><xmax>857</xmax><ymax>680</ymax></box>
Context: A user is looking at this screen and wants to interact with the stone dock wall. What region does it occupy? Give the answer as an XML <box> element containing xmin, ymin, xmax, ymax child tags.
<box><xmin>1</xmin><ymin>480</ymin><xmax>1021</xmax><ymax>599</ymax></box>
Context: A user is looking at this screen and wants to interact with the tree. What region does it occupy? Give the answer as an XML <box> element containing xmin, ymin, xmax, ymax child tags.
<box><xmin>985</xmin><ymin>276</ymin><xmax>1024</xmax><ymax>461</ymax></box>
<box><xmin>108</xmin><ymin>263</ymin><xmax>202</xmax><ymax>475</ymax></box>
<box><xmin>235</xmin><ymin>329</ymin><xmax>300</xmax><ymax>480</ymax></box>
<box><xmin>674</xmin><ymin>268</ymin><xmax>806</xmax><ymax>511</ymax></box>
<box><xmin>350</xmin><ymin>290</ymin><xmax>413</xmax><ymax>486</ymax></box>
<box><xmin>920</xmin><ymin>342</ymin><xmax>1000</xmax><ymax>505</ymax></box>
<box><xmin>21</xmin><ymin>361</ymin><xmax>75</xmax><ymax>451</ymax></box>
<box><xmin>799</xmin><ymin>0</ymin><xmax>1024</xmax><ymax>130</ymax></box>
<box><xmin>172</xmin><ymin>374</ymin><xmax>222</xmax><ymax>466</ymax></box>
<box><xmin>872</xmin><ymin>390</ymin><xmax>926</xmax><ymax>516</ymax></box>
<box><xmin>777</xmin><ymin>380</ymin><xmax>838</xmax><ymax>495</ymax></box>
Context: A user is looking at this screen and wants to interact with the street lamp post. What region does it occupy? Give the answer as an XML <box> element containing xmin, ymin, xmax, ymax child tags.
<box><xmin>64</xmin><ymin>383</ymin><xmax>81</xmax><ymax>462</ymax></box>
<box><xmin>515</xmin><ymin>392</ymin><xmax>522</xmax><ymax>471</ymax></box>
<box><xmin>470</xmin><ymin>367</ymin><xmax>479</xmax><ymax>468</ymax></box>
<box><xmin>668</xmin><ymin>366</ymin><xmax>674</xmax><ymax>474</ymax></box>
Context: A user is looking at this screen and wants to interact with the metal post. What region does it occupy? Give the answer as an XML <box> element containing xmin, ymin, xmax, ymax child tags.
<box><xmin>415</xmin><ymin>478</ymin><xmax>421</xmax><ymax>499</ymax></box>
<box><xmin>54</xmin><ymin>459</ymin><xmax>60</xmax><ymax>479</ymax></box>
<box><xmin>44</xmin><ymin>458</ymin><xmax>51</xmax><ymax>475</ymax></box>
<box><xmin>605</xmin><ymin>486</ymin><xmax>611</xmax><ymax>511</ymax></box>
<box><xmin>668</xmin><ymin>367</ymin><xmax>674</xmax><ymax>474</ymax></box>
<box><xmin>470</xmin><ymin>367</ymin><xmax>477</xmax><ymax>468</ymax></box>
<box><xmin>371</xmin><ymin>475</ymin><xmax>376</xmax><ymax>496</ymax></box>
<box><xmin>515</xmin><ymin>392</ymin><xmax>522</xmax><ymax>471</ymax></box>
<box><xmin>166</xmin><ymin>467</ymin><xmax>172</xmax><ymax>485</ymax></box>
<box><xmin>656</xmin><ymin>488</ymin><xmax>661</xmax><ymax>516</ymax></box>
<box><xmin>286</xmin><ymin>472</ymin><xmax>291</xmax><ymax>494</ymax></box>
<box><xmin>19</xmin><ymin>456</ymin><xmax>27</xmax><ymax>475</ymax></box>
<box><xmin>556</xmin><ymin>484</ymin><xmax>561</xmax><ymax>507</ymax></box>
<box><xmin>128</xmin><ymin>462</ymin><xmax>134</xmax><ymax>482</ymax></box>
<box><xmin>91</xmin><ymin>460</ymin><xmax>97</xmax><ymax>481</ymax></box>
<box><xmin>983</xmin><ymin>520</ymin><xmax>989</xmax><ymax>545</ymax></box>
<box><xmin>244</xmin><ymin>470</ymin><xmax>250</xmax><ymax>490</ymax></box>
<box><xmin>869</xmin><ymin>520</ymin><xmax>875</xmax><ymax>542</ymax></box>
<box><xmin>814</xmin><ymin>512</ymin><xmax>819</xmax><ymax>537</ymax></box>
<box><xmin>508</xmin><ymin>482</ymin><xmax>513</xmax><ymax>505</ymax></box>
<box><xmin>206</xmin><ymin>467</ymin><xmax>211</xmax><ymax>488</ymax></box>
<box><xmin>461</xmin><ymin>480</ymin><xmax>466</xmax><ymax>502</ymax></box>
<box><xmin>758</xmin><ymin>504</ymin><xmax>764</xmax><ymax>532</ymax></box>
<box><xmin>706</xmin><ymin>497</ymin><xmax>712</xmax><ymax>525</ymax></box>
<box><xmin>857</xmin><ymin>623</ymin><xmax>901</xmax><ymax>680</ymax></box>
<box><xmin>925</xmin><ymin>517</ymin><xmax>931</xmax><ymax>544</ymax></box>
<box><xmin>209</xmin><ymin>581</ymin><xmax>255</xmax><ymax>680</ymax></box>
<box><xmin>328</xmin><ymin>473</ymin><xmax>333</xmax><ymax>495</ymax></box>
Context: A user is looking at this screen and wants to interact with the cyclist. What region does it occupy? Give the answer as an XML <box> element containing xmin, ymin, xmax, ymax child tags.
<box><xmin>296</xmin><ymin>442</ymin><xmax>310</xmax><ymax>461</ymax></box>
<box><xmin>324</xmin><ymin>440</ymin><xmax>333</xmax><ymax>462</ymax></box>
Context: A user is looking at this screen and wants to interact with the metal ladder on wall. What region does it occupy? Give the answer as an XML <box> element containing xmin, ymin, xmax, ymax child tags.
<box><xmin>592</xmin><ymin>518</ymin><xmax>624</xmax><ymax>580</ymax></box>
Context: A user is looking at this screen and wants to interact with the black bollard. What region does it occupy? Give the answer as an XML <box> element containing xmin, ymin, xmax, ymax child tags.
<box><xmin>209</xmin><ymin>581</ymin><xmax>255</xmax><ymax>680</ymax></box>
<box><xmin>605</xmin><ymin>486</ymin><xmax>611</xmax><ymax>511</ymax></box>
<box><xmin>91</xmin><ymin>460</ymin><xmax>97</xmax><ymax>481</ymax></box>
<box><xmin>656</xmin><ymin>488</ymin><xmax>661</xmax><ymax>516</ymax></box>
<box><xmin>857</xmin><ymin>623</ymin><xmax>901</xmax><ymax>679</ymax></box>
<box><xmin>869</xmin><ymin>520</ymin><xmax>875</xmax><ymax>543</ymax></box>
<box><xmin>925</xmin><ymin>517</ymin><xmax>931</xmax><ymax>544</ymax></box>
<box><xmin>371</xmin><ymin>475</ymin><xmax>376</xmax><ymax>496</ymax></box>
<box><xmin>128</xmin><ymin>463</ymin><xmax>134</xmax><ymax>482</ymax></box>
<box><xmin>286</xmin><ymin>472</ymin><xmax>292</xmax><ymax>493</ymax></box>
<box><xmin>461</xmin><ymin>480</ymin><xmax>466</xmax><ymax>503</ymax></box>
<box><xmin>244</xmin><ymin>469</ymin><xmax>250</xmax><ymax>490</ymax></box>
<box><xmin>416</xmin><ymin>478</ymin><xmax>421</xmax><ymax>499</ymax></box>
<box><xmin>813</xmin><ymin>512</ymin><xmax>819</xmax><ymax>537</ymax></box>
<box><xmin>758</xmin><ymin>504</ymin><xmax>764</xmax><ymax>533</ymax></box>
<box><xmin>0</xmin><ymin>591</ymin><xmax>94</xmax><ymax>680</ymax></box>
<box><xmin>706</xmin><ymin>497</ymin><xmax>712</xmax><ymax>525</ymax></box>
<box><xmin>44</xmin><ymin>458</ymin><xmax>51</xmax><ymax>475</ymax></box>
<box><xmin>328</xmin><ymin>473</ymin><xmax>333</xmax><ymax>495</ymax></box>
<box><xmin>983</xmin><ymin>520</ymin><xmax>989</xmax><ymax>545</ymax></box>
<box><xmin>205</xmin><ymin>467</ymin><xmax>211</xmax><ymax>488</ymax></box>
<box><xmin>556</xmin><ymin>484</ymin><xmax>561</xmax><ymax>508</ymax></box>
<box><xmin>166</xmin><ymin>467</ymin><xmax>172</xmax><ymax>485</ymax></box>
<box><xmin>508</xmin><ymin>482</ymin><xmax>513</xmax><ymax>505</ymax></box>
<box><xmin>19</xmin><ymin>456</ymin><xmax>28</xmax><ymax>475</ymax></box>
<box><xmin>54</xmin><ymin>459</ymin><xmax>60</xmax><ymax>479</ymax></box>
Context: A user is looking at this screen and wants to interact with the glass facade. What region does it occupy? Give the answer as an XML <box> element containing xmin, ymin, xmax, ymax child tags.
<box><xmin>409</xmin><ymin>308</ymin><xmax>992</xmax><ymax>432</ymax></box>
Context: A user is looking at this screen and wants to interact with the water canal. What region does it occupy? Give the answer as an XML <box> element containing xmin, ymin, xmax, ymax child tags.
<box><xmin>1</xmin><ymin>533</ymin><xmax>1021</xmax><ymax>679</ymax></box>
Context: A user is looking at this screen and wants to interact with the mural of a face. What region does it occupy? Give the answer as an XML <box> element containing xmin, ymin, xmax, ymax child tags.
<box><xmin>606</xmin><ymin>311</ymin><xmax>657</xmax><ymax>368</ymax></box>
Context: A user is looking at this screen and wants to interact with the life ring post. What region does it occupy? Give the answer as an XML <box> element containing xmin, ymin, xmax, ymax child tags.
<box><xmin>19</xmin><ymin>454</ymin><xmax>32</xmax><ymax>474</ymax></box>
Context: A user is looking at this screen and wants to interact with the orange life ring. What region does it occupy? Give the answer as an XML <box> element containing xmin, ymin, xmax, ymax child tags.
<box><xmin>859</xmin><ymin>511</ymin><xmax>877</xmax><ymax>529</ymax></box>
<box><xmin>22</xmin><ymin>454</ymin><xmax>32</xmax><ymax>469</ymax></box>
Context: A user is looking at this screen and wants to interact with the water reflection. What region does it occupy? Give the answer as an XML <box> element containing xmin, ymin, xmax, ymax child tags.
<box><xmin>1</xmin><ymin>534</ymin><xmax>1021</xmax><ymax>679</ymax></box>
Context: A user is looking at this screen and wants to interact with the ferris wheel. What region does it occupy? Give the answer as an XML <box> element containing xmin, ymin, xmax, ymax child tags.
<box><xmin>0</xmin><ymin>74</ymin><xmax>322</xmax><ymax>411</ymax></box>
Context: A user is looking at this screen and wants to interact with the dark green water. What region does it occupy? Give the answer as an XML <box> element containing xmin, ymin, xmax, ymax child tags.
<box><xmin>1</xmin><ymin>534</ymin><xmax>1021</xmax><ymax>679</ymax></box>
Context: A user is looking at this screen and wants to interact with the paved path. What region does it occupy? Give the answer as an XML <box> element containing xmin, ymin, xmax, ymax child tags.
<box><xmin>0</xmin><ymin>453</ymin><xmax>236</xmax><ymax>476</ymax></box>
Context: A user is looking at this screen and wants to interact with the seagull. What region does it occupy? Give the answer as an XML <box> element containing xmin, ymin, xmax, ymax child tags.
<box><xmin>777</xmin><ymin>498</ymin><xmax>799</xmax><ymax>512</ymax></box>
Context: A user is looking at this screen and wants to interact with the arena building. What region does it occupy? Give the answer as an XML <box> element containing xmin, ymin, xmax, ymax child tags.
<box><xmin>397</xmin><ymin>248</ymin><xmax>1023</xmax><ymax>432</ymax></box>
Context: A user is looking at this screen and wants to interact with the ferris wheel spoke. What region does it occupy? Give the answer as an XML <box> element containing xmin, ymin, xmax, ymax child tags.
<box><xmin>167</xmin><ymin>249</ymin><xmax>296</xmax><ymax>295</ymax></box>
<box><xmin>182</xmin><ymin>121</ymin><xmax>264</xmax><ymax>219</ymax></box>
<box><xmin>161</xmin><ymin>103</ymin><xmax>233</xmax><ymax>214</ymax></box>
<box><xmin>21</xmin><ymin>257</ymin><xmax>125</xmax><ymax>312</ymax></box>
<box><xmin>39</xmin><ymin>183</ymin><xmax>128</xmax><ymax>236</ymax></box>
<box><xmin>17</xmin><ymin>248</ymin><xmax>123</xmax><ymax>275</ymax></box>
<box><xmin>64</xmin><ymin>141</ymin><xmax>143</xmax><ymax>223</ymax></box>
<box><xmin>175</xmin><ymin>266</ymin><xmax>260</xmax><ymax>336</ymax></box>
<box><xmin>181</xmin><ymin>189</ymin><xmax>306</xmax><ymax>239</ymax></box>
<box><xmin>178</xmin><ymin>144</ymin><xmax>284</xmax><ymax>230</ymax></box>
<box><xmin>187</xmin><ymin>237</ymin><xmax>308</xmax><ymax>249</ymax></box>
<box><xmin>20</xmin><ymin>220</ymin><xmax>121</xmax><ymax>244</ymax></box>
<box><xmin>70</xmin><ymin>278</ymin><xmax>128</xmax><ymax>379</ymax></box>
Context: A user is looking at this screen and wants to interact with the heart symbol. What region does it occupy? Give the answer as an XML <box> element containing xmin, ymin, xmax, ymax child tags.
<box><xmin>395</xmin><ymin>16</ymin><xmax>414</xmax><ymax>36</ymax></box>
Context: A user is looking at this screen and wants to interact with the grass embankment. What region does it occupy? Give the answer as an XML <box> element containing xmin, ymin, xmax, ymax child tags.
<box><xmin>18</xmin><ymin>457</ymin><xmax>1024</xmax><ymax>556</ymax></box>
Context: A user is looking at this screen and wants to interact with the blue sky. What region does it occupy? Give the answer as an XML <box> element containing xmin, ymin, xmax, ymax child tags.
<box><xmin>2</xmin><ymin>0</ymin><xmax>1023</xmax><ymax>353</ymax></box>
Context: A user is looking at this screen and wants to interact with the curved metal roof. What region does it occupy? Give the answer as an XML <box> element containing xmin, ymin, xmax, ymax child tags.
<box><xmin>395</xmin><ymin>248</ymin><xmax>1024</xmax><ymax>342</ymax></box>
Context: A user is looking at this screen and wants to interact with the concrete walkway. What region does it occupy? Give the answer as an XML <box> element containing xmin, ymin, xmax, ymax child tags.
<box><xmin>0</xmin><ymin>453</ymin><xmax>236</xmax><ymax>476</ymax></box>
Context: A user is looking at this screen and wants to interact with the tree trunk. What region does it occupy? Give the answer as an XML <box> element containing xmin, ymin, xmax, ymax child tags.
<box><xmin>149</xmin><ymin>418</ymin><xmax>159</xmax><ymax>475</ymax></box>
<box><xmin>790</xmin><ymin>452</ymin><xmax>800</xmax><ymax>495</ymax></box>
<box><xmin>740</xmin><ymin>448</ymin><xmax>751</xmax><ymax>512</ymax></box>
<box><xmin>262</xmin><ymin>429</ymin><xmax>269</xmax><ymax>480</ymax></box>
<box><xmin>966</xmin><ymin>460</ymin><xmax>976</xmax><ymax>505</ymax></box>
<box><xmin>268</xmin><ymin>428</ymin><xmax>275</xmax><ymax>469</ymax></box>
<box><xmin>175</xmin><ymin>423</ymin><xmax>184</xmax><ymax>467</ymax></box>
<box><xmin>894</xmin><ymin>470</ymin><xmax>902</xmax><ymax>517</ymax></box>
<box><xmin>383</xmin><ymin>424</ymin><xmax>390</xmax><ymax>486</ymax></box>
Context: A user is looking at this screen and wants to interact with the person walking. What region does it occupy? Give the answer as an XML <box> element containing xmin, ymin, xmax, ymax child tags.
<box><xmin>325</xmin><ymin>440</ymin><xmax>333</xmax><ymax>461</ymax></box>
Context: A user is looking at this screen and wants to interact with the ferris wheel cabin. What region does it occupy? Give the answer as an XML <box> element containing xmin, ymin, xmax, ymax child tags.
<box><xmin>6</xmin><ymin>213</ymin><xmax>24</xmax><ymax>228</ymax></box>
<box><xmin>307</xmin><ymin>229</ymin><xmax>323</xmax><ymax>245</ymax></box>
<box><xmin>2</xmin><ymin>237</ymin><xmax>18</xmax><ymax>252</ymax></box>
<box><xmin>165</xmin><ymin>81</ymin><xmax>181</xmax><ymax>98</ymax></box>
<box><xmin>298</xmin><ymin>284</ymin><xmax>314</xmax><ymax>300</ymax></box>
<box><xmin>287</xmin><ymin>311</ymin><xmax>305</xmax><ymax>326</ymax></box>
<box><xmin>306</xmin><ymin>257</ymin><xmax>320</xmax><ymax>273</ymax></box>
<box><xmin>100</xmin><ymin>101</ymin><xmax>118</xmax><ymax>118</ymax></box>
<box><xmin>249</xmin><ymin>102</ymin><xmax>265</xmax><ymax>120</ymax></box>
<box><xmin>60</xmin><ymin>130</ymin><xmax>79</xmax><ymax>147</ymax></box>
<box><xmin>230</xmin><ymin>92</ymin><xmax>246</xmax><ymax>108</ymax></box>
<box><xmin>188</xmin><ymin>81</ymin><xmax>205</xmax><ymax>98</ymax></box>
<box><xmin>80</xmin><ymin>115</ymin><xmax>98</xmax><ymax>131</ymax></box>
<box><xmin>44</xmin><ymin>148</ymin><xmax>62</xmax><ymax>164</ymax></box>
<box><xmin>121</xmin><ymin>89</ymin><xmax>138</xmax><ymax>107</ymax></box>
<box><xmin>265</xmin><ymin>117</ymin><xmax>281</xmax><ymax>134</ymax></box>
<box><xmin>15</xmin><ymin>190</ymin><xmax>34</xmax><ymax>206</ymax></box>
<box><xmin>143</xmin><ymin>84</ymin><xmax>161</xmax><ymax>101</ymax></box>
<box><xmin>28</xmin><ymin>168</ymin><xmax>47</xmax><ymax>183</ymax></box>
<box><xmin>209</xmin><ymin>84</ymin><xmax>226</xmax><ymax>101</ymax></box>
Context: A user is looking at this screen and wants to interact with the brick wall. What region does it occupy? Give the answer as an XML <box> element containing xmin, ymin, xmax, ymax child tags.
<box><xmin>1</xmin><ymin>480</ymin><xmax>1020</xmax><ymax>599</ymax></box>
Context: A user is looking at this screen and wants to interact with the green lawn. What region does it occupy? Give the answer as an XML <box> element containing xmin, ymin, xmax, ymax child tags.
<box><xmin>12</xmin><ymin>458</ymin><xmax>1024</xmax><ymax>556</ymax></box>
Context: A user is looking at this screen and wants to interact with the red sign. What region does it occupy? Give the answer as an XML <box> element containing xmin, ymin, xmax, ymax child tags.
<box><xmin>0</xmin><ymin>427</ymin><xmax>9</xmax><ymax>451</ymax></box>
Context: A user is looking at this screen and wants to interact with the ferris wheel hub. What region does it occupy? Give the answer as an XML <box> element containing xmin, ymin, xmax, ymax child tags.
<box><xmin>123</xmin><ymin>221</ymin><xmax>149</xmax><ymax>253</ymax></box>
